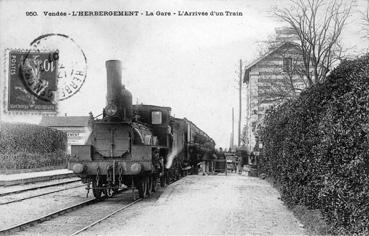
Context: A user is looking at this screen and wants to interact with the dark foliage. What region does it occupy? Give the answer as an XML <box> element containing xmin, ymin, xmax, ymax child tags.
<box><xmin>259</xmin><ymin>55</ymin><xmax>369</xmax><ymax>235</ymax></box>
<box><xmin>0</xmin><ymin>123</ymin><xmax>67</xmax><ymax>169</ymax></box>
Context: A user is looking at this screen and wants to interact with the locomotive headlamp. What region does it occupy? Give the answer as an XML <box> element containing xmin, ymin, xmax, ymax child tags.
<box><xmin>105</xmin><ymin>103</ymin><xmax>118</xmax><ymax>116</ymax></box>
<box><xmin>130</xmin><ymin>163</ymin><xmax>142</xmax><ymax>174</ymax></box>
<box><xmin>72</xmin><ymin>163</ymin><xmax>85</xmax><ymax>174</ymax></box>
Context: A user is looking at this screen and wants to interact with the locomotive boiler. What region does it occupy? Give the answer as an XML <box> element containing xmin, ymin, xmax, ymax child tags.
<box><xmin>68</xmin><ymin>60</ymin><xmax>215</xmax><ymax>199</ymax></box>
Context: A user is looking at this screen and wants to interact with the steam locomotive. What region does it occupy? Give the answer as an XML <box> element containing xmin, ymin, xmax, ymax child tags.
<box><xmin>68</xmin><ymin>60</ymin><xmax>215</xmax><ymax>199</ymax></box>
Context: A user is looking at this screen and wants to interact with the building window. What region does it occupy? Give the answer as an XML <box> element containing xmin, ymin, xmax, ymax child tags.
<box><xmin>283</xmin><ymin>57</ymin><xmax>292</xmax><ymax>72</ymax></box>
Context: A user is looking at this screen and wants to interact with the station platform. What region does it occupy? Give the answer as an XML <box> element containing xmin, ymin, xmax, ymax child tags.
<box><xmin>0</xmin><ymin>169</ymin><xmax>76</xmax><ymax>186</ymax></box>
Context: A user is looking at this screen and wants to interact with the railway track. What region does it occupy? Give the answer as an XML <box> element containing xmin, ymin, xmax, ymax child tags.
<box><xmin>0</xmin><ymin>184</ymin><xmax>85</xmax><ymax>205</ymax></box>
<box><xmin>0</xmin><ymin>179</ymin><xmax>81</xmax><ymax>197</ymax></box>
<box><xmin>0</xmin><ymin>177</ymin><xmax>179</xmax><ymax>235</ymax></box>
<box><xmin>0</xmin><ymin>198</ymin><xmax>99</xmax><ymax>235</ymax></box>
<box><xmin>70</xmin><ymin>198</ymin><xmax>142</xmax><ymax>236</ymax></box>
<box><xmin>0</xmin><ymin>188</ymin><xmax>141</xmax><ymax>236</ymax></box>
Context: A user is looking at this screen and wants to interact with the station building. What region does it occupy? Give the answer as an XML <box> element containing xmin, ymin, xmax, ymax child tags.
<box><xmin>243</xmin><ymin>29</ymin><xmax>306</xmax><ymax>152</ymax></box>
<box><xmin>39</xmin><ymin>116</ymin><xmax>91</xmax><ymax>154</ymax></box>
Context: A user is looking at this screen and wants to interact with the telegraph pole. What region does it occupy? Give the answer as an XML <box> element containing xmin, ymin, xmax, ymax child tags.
<box><xmin>238</xmin><ymin>60</ymin><xmax>242</xmax><ymax>147</ymax></box>
<box><xmin>230</xmin><ymin>107</ymin><xmax>234</xmax><ymax>150</ymax></box>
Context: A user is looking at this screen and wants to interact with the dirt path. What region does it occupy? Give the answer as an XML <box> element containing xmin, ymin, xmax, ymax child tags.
<box><xmin>82</xmin><ymin>175</ymin><xmax>305</xmax><ymax>235</ymax></box>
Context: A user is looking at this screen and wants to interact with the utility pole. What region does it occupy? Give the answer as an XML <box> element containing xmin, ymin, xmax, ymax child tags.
<box><xmin>238</xmin><ymin>59</ymin><xmax>242</xmax><ymax>147</ymax></box>
<box><xmin>230</xmin><ymin>107</ymin><xmax>234</xmax><ymax>150</ymax></box>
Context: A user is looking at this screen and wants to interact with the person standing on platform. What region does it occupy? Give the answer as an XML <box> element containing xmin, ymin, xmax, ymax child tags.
<box><xmin>202</xmin><ymin>152</ymin><xmax>210</xmax><ymax>175</ymax></box>
<box><xmin>218</xmin><ymin>147</ymin><xmax>226</xmax><ymax>173</ymax></box>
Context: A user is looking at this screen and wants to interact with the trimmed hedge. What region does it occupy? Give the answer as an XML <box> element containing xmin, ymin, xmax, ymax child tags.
<box><xmin>0</xmin><ymin>122</ymin><xmax>67</xmax><ymax>169</ymax></box>
<box><xmin>0</xmin><ymin>122</ymin><xmax>66</xmax><ymax>154</ymax></box>
<box><xmin>0</xmin><ymin>151</ymin><xmax>66</xmax><ymax>169</ymax></box>
<box><xmin>259</xmin><ymin>55</ymin><xmax>369</xmax><ymax>235</ymax></box>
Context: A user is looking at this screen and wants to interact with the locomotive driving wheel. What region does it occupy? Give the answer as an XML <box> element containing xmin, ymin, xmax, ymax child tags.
<box><xmin>146</xmin><ymin>176</ymin><xmax>153</xmax><ymax>196</ymax></box>
<box><xmin>166</xmin><ymin>171</ymin><xmax>171</xmax><ymax>185</ymax></box>
<box><xmin>174</xmin><ymin>160</ymin><xmax>181</xmax><ymax>180</ymax></box>
<box><xmin>152</xmin><ymin>176</ymin><xmax>158</xmax><ymax>192</ymax></box>
<box><xmin>92</xmin><ymin>179</ymin><xmax>103</xmax><ymax>199</ymax></box>
<box><xmin>160</xmin><ymin>172</ymin><xmax>167</xmax><ymax>187</ymax></box>
<box><xmin>135</xmin><ymin>176</ymin><xmax>147</xmax><ymax>198</ymax></box>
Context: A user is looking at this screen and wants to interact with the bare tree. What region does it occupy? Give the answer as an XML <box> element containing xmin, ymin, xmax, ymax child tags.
<box><xmin>362</xmin><ymin>0</ymin><xmax>369</xmax><ymax>38</ymax></box>
<box><xmin>275</xmin><ymin>0</ymin><xmax>352</xmax><ymax>86</ymax></box>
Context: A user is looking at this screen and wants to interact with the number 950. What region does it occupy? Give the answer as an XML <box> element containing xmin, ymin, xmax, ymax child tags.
<box><xmin>26</xmin><ymin>11</ymin><xmax>38</xmax><ymax>16</ymax></box>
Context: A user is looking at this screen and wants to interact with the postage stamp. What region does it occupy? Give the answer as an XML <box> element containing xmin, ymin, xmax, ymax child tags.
<box><xmin>4</xmin><ymin>49</ymin><xmax>58</xmax><ymax>113</ymax></box>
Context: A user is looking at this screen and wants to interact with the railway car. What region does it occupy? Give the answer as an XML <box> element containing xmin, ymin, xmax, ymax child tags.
<box><xmin>170</xmin><ymin>118</ymin><xmax>216</xmax><ymax>174</ymax></box>
<box><xmin>68</xmin><ymin>60</ymin><xmax>215</xmax><ymax>199</ymax></box>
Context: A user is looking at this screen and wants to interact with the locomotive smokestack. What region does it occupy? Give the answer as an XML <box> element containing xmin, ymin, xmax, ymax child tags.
<box><xmin>105</xmin><ymin>60</ymin><xmax>133</xmax><ymax>121</ymax></box>
<box><xmin>105</xmin><ymin>60</ymin><xmax>122</xmax><ymax>106</ymax></box>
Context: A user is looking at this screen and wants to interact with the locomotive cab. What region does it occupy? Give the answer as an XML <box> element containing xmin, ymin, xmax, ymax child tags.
<box><xmin>133</xmin><ymin>104</ymin><xmax>172</xmax><ymax>147</ymax></box>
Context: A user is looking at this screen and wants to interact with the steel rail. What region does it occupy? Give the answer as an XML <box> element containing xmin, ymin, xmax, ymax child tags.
<box><xmin>0</xmin><ymin>184</ymin><xmax>85</xmax><ymax>205</ymax></box>
<box><xmin>0</xmin><ymin>198</ymin><xmax>99</xmax><ymax>235</ymax></box>
<box><xmin>0</xmin><ymin>179</ymin><xmax>81</xmax><ymax>197</ymax></box>
<box><xmin>70</xmin><ymin>198</ymin><xmax>142</xmax><ymax>236</ymax></box>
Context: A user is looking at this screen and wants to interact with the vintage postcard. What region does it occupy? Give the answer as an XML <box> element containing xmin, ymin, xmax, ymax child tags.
<box><xmin>0</xmin><ymin>0</ymin><xmax>368</xmax><ymax>235</ymax></box>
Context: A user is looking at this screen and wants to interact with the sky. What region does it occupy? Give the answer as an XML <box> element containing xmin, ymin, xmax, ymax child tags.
<box><xmin>0</xmin><ymin>0</ymin><xmax>368</xmax><ymax>148</ymax></box>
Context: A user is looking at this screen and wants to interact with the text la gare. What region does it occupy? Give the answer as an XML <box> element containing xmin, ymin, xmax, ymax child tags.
<box><xmin>146</xmin><ymin>11</ymin><xmax>171</xmax><ymax>16</ymax></box>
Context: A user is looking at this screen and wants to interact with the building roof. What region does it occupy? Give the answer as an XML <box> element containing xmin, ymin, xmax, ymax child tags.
<box><xmin>243</xmin><ymin>41</ymin><xmax>299</xmax><ymax>83</ymax></box>
<box><xmin>39</xmin><ymin>116</ymin><xmax>90</xmax><ymax>127</ymax></box>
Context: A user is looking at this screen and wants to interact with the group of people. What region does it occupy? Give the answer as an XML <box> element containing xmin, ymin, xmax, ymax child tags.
<box><xmin>197</xmin><ymin>149</ymin><xmax>259</xmax><ymax>175</ymax></box>
<box><xmin>199</xmin><ymin>147</ymin><xmax>234</xmax><ymax>175</ymax></box>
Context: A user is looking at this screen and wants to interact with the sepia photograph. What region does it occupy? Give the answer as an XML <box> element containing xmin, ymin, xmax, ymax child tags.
<box><xmin>0</xmin><ymin>0</ymin><xmax>368</xmax><ymax>235</ymax></box>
